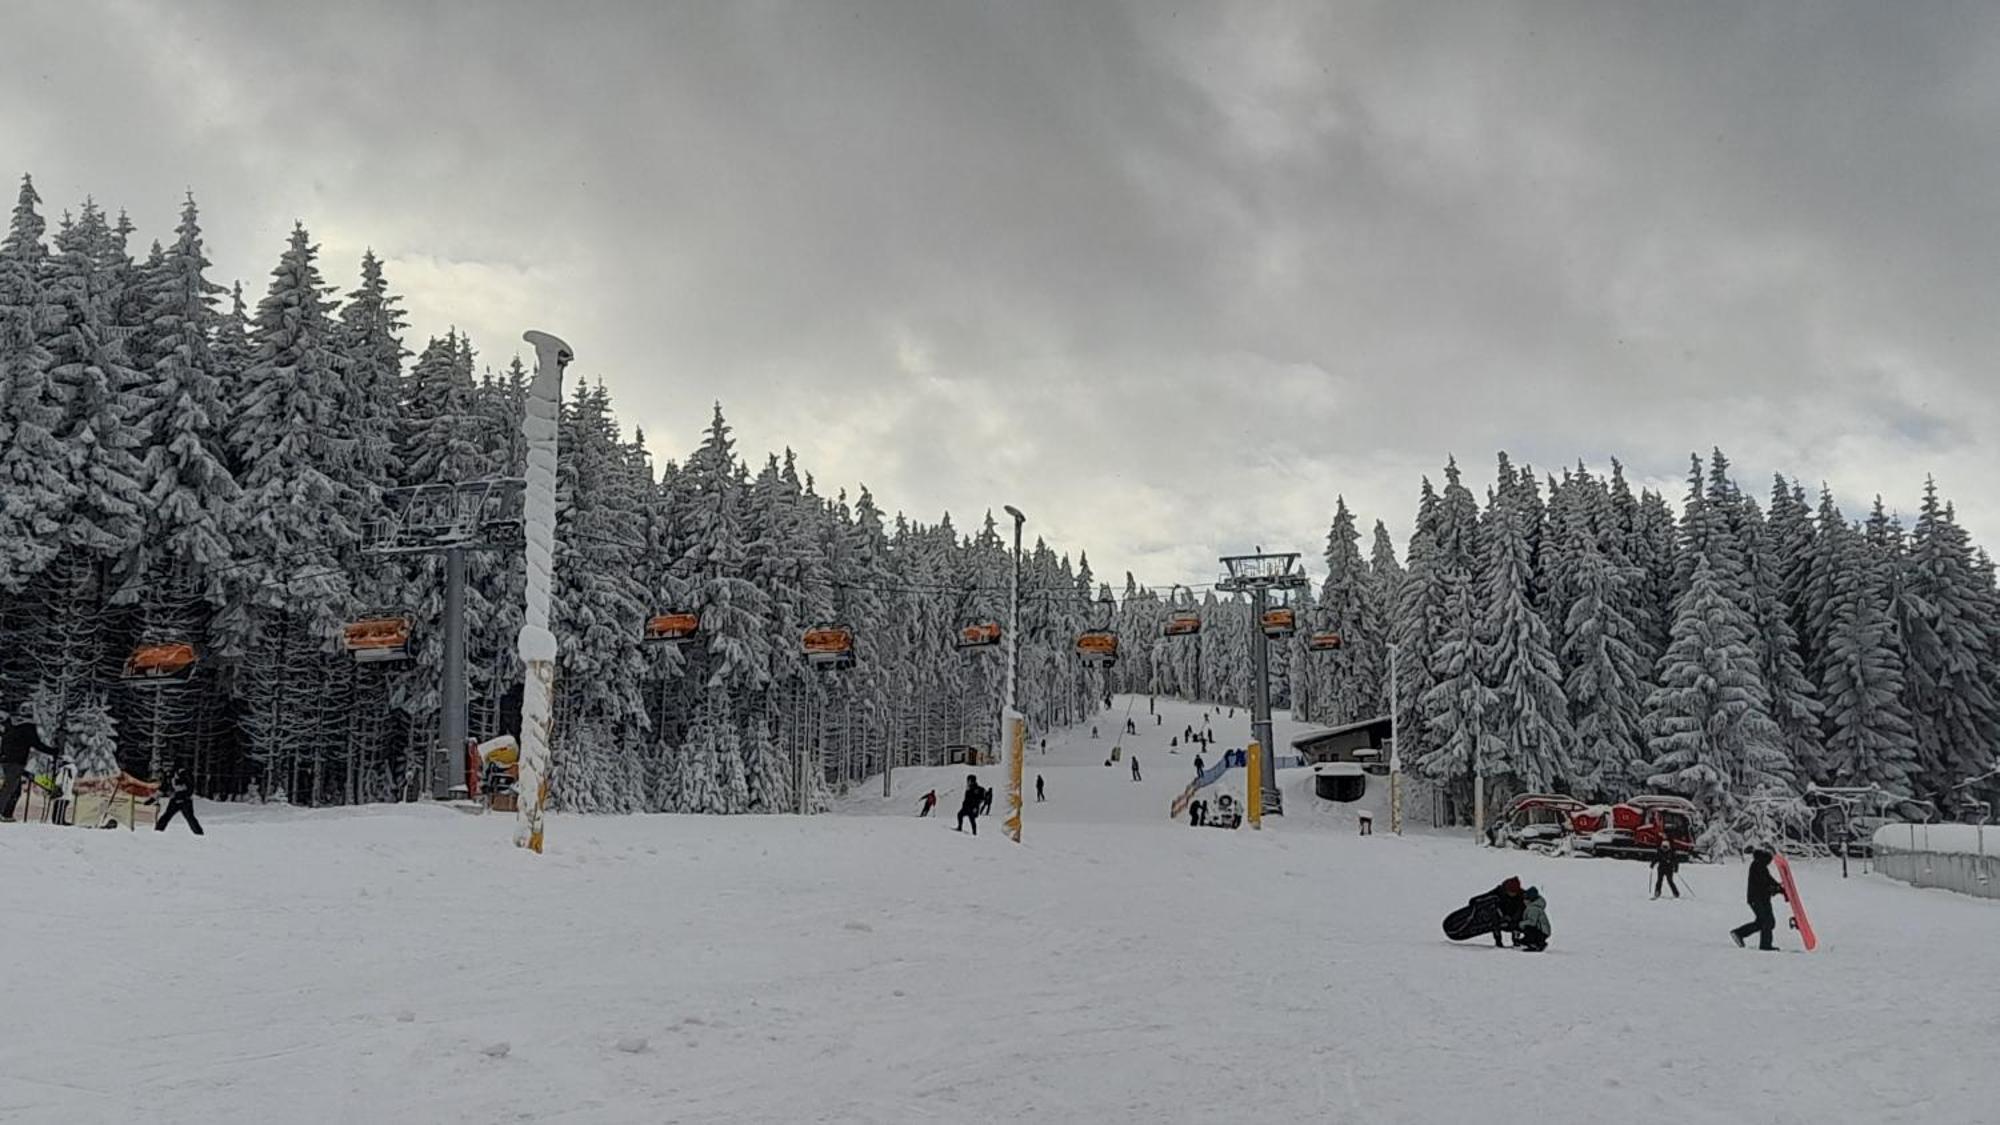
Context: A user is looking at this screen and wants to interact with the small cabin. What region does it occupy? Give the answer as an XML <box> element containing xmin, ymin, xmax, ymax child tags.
<box><xmin>1291</xmin><ymin>715</ymin><xmax>1393</xmax><ymax>773</ymax></box>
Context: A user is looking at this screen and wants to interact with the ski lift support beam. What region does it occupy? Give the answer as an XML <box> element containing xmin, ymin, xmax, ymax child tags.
<box><xmin>1217</xmin><ymin>550</ymin><xmax>1310</xmax><ymax>819</ymax></box>
<box><xmin>365</xmin><ymin>478</ymin><xmax>527</xmax><ymax>800</ymax></box>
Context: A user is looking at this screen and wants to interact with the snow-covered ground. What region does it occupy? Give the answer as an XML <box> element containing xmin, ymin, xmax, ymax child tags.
<box><xmin>4</xmin><ymin>696</ymin><xmax>1997</xmax><ymax>1123</ymax></box>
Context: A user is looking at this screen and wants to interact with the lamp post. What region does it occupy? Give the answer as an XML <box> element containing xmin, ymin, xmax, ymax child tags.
<box><xmin>1002</xmin><ymin>505</ymin><xmax>1024</xmax><ymax>719</ymax></box>
<box><xmin>515</xmin><ymin>329</ymin><xmax>571</xmax><ymax>854</ymax></box>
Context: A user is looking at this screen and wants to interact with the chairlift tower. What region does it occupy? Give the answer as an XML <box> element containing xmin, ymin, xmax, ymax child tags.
<box><xmin>366</xmin><ymin>476</ymin><xmax>527</xmax><ymax>799</ymax></box>
<box><xmin>1217</xmin><ymin>550</ymin><xmax>1310</xmax><ymax>817</ymax></box>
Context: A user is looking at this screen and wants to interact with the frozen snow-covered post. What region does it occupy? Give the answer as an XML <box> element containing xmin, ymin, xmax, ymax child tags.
<box><xmin>515</xmin><ymin>330</ymin><xmax>571</xmax><ymax>854</ymax></box>
<box><xmin>1002</xmin><ymin>505</ymin><xmax>1025</xmax><ymax>843</ymax></box>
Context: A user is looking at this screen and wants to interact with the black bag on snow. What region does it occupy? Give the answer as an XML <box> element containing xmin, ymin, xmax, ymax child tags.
<box><xmin>1442</xmin><ymin>896</ymin><xmax>1506</xmax><ymax>941</ymax></box>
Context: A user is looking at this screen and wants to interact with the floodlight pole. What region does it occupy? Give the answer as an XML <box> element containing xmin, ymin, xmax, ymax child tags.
<box><xmin>516</xmin><ymin>329</ymin><xmax>571</xmax><ymax>853</ymax></box>
<box><xmin>1389</xmin><ymin>641</ymin><xmax>1402</xmax><ymax>836</ymax></box>
<box><xmin>1003</xmin><ymin>506</ymin><xmax>1025</xmax><ymax>718</ymax></box>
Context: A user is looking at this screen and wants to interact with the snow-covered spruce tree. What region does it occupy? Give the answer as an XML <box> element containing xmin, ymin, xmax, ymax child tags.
<box><xmin>1740</xmin><ymin>494</ymin><xmax>1824</xmax><ymax>787</ymax></box>
<box><xmin>63</xmin><ymin>692</ymin><xmax>120</xmax><ymax>779</ymax></box>
<box><xmin>744</xmin><ymin>712</ymin><xmax>792</xmax><ymax>813</ymax></box>
<box><xmin>1478</xmin><ymin>460</ymin><xmax>1573</xmax><ymax>797</ymax></box>
<box><xmin>0</xmin><ymin>175</ymin><xmax>68</xmax><ymax>592</ymax></box>
<box><xmin>1817</xmin><ymin>517</ymin><xmax>1920</xmax><ymax>798</ymax></box>
<box><xmin>678</xmin><ymin>404</ymin><xmax>773</xmax><ymax>699</ymax></box>
<box><xmin>1560</xmin><ymin>495</ymin><xmax>1648</xmax><ymax>801</ymax></box>
<box><xmin>1316</xmin><ymin>497</ymin><xmax>1380</xmax><ymax>725</ymax></box>
<box><xmin>1644</xmin><ymin>556</ymin><xmax>1794</xmax><ymax>834</ymax></box>
<box><xmin>1902</xmin><ymin>482</ymin><xmax>2000</xmax><ymax>800</ymax></box>
<box><xmin>1392</xmin><ymin>478</ymin><xmax>1447</xmax><ymax>772</ymax></box>
<box><xmin>1417</xmin><ymin>564</ymin><xmax>1492</xmax><ymax>818</ymax></box>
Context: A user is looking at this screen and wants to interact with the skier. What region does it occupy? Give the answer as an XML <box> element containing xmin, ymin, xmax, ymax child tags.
<box><xmin>978</xmin><ymin>784</ymin><xmax>994</xmax><ymax>816</ymax></box>
<box><xmin>0</xmin><ymin>718</ymin><xmax>52</xmax><ymax>823</ymax></box>
<box><xmin>1035</xmin><ymin>775</ymin><xmax>1045</xmax><ymax>803</ymax></box>
<box><xmin>1193</xmin><ymin>753</ymin><xmax>1205</xmax><ymax>776</ymax></box>
<box><xmin>955</xmin><ymin>775</ymin><xmax>983</xmax><ymax>835</ymax></box>
<box><xmin>1651</xmin><ymin>842</ymin><xmax>1682</xmax><ymax>899</ymax></box>
<box><xmin>1125</xmin><ymin>718</ymin><xmax>1136</xmax><ymax>736</ymax></box>
<box><xmin>918</xmin><ymin>789</ymin><xmax>938</xmax><ymax>817</ymax></box>
<box><xmin>154</xmin><ymin>768</ymin><xmax>203</xmax><ymax>836</ymax></box>
<box><xmin>1130</xmin><ymin>755</ymin><xmax>1141</xmax><ymax>782</ymax></box>
<box><xmin>1091</xmin><ymin>725</ymin><xmax>1099</xmax><ymax>740</ymax></box>
<box><xmin>1040</xmin><ymin>738</ymin><xmax>1046</xmax><ymax>755</ymax></box>
<box><xmin>1731</xmin><ymin>847</ymin><xmax>1786</xmax><ymax>950</ymax></box>
<box><xmin>1517</xmin><ymin>887</ymin><xmax>1551</xmax><ymax>952</ymax></box>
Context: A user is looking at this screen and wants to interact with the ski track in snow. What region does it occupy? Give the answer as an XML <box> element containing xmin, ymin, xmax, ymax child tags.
<box><xmin>2</xmin><ymin>695</ymin><xmax>1996</xmax><ymax>1123</ymax></box>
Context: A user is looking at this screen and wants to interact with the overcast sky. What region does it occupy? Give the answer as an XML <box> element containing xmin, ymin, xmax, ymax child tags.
<box><xmin>8</xmin><ymin>1</ymin><xmax>2000</xmax><ymax>587</ymax></box>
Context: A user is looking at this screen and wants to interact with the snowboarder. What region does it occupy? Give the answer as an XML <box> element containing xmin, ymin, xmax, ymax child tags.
<box><xmin>1651</xmin><ymin>842</ymin><xmax>1682</xmax><ymax>899</ymax></box>
<box><xmin>1193</xmin><ymin>753</ymin><xmax>1205</xmax><ymax>775</ymax></box>
<box><xmin>154</xmin><ymin>768</ymin><xmax>203</xmax><ymax>836</ymax></box>
<box><xmin>918</xmin><ymin>789</ymin><xmax>938</xmax><ymax>817</ymax></box>
<box><xmin>1035</xmin><ymin>774</ymin><xmax>1045</xmax><ymax>803</ymax></box>
<box><xmin>956</xmin><ymin>775</ymin><xmax>983</xmax><ymax>835</ymax></box>
<box><xmin>1130</xmin><ymin>755</ymin><xmax>1141</xmax><ymax>782</ymax></box>
<box><xmin>1125</xmin><ymin>718</ymin><xmax>1136</xmax><ymax>736</ymax></box>
<box><xmin>0</xmin><ymin>719</ymin><xmax>51</xmax><ymax>823</ymax></box>
<box><xmin>1517</xmin><ymin>888</ymin><xmax>1551</xmax><ymax>952</ymax></box>
<box><xmin>1731</xmin><ymin>847</ymin><xmax>1786</xmax><ymax>950</ymax></box>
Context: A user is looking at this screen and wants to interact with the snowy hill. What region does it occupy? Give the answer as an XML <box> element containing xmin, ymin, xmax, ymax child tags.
<box><xmin>5</xmin><ymin>696</ymin><xmax>1997</xmax><ymax>1123</ymax></box>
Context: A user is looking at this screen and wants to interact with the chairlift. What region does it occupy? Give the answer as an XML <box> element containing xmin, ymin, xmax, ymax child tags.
<box><xmin>1076</xmin><ymin>630</ymin><xmax>1119</xmax><ymax>667</ymax></box>
<box><xmin>956</xmin><ymin>620</ymin><xmax>1002</xmax><ymax>650</ymax></box>
<box><xmin>804</xmin><ymin>626</ymin><xmax>857</xmax><ymax>671</ymax></box>
<box><xmin>643</xmin><ymin>611</ymin><xmax>701</xmax><ymax>646</ymax></box>
<box><xmin>342</xmin><ymin>616</ymin><xmax>414</xmax><ymax>663</ymax></box>
<box><xmin>1162</xmin><ymin>585</ymin><xmax>1201</xmax><ymax>638</ymax></box>
<box><xmin>122</xmin><ymin>640</ymin><xmax>198</xmax><ymax>686</ymax></box>
<box><xmin>1306</xmin><ymin>630</ymin><xmax>1343</xmax><ymax>652</ymax></box>
<box><xmin>1261</xmin><ymin>606</ymin><xmax>1297</xmax><ymax>639</ymax></box>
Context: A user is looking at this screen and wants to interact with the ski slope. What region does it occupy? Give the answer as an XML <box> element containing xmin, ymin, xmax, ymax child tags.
<box><xmin>2</xmin><ymin>695</ymin><xmax>1996</xmax><ymax>1124</ymax></box>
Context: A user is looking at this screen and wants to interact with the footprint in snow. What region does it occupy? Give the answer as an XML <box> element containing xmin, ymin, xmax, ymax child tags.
<box><xmin>843</xmin><ymin>920</ymin><xmax>874</xmax><ymax>933</ymax></box>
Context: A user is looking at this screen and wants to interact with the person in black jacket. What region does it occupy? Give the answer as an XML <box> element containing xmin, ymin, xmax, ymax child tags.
<box><xmin>1731</xmin><ymin>848</ymin><xmax>1785</xmax><ymax>950</ymax></box>
<box><xmin>1473</xmin><ymin>877</ymin><xmax>1528</xmax><ymax>946</ymax></box>
<box><xmin>0</xmin><ymin>720</ymin><xmax>52</xmax><ymax>822</ymax></box>
<box><xmin>978</xmin><ymin>783</ymin><xmax>994</xmax><ymax>816</ymax></box>
<box><xmin>155</xmin><ymin>768</ymin><xmax>204</xmax><ymax>835</ymax></box>
<box><xmin>1651</xmin><ymin>842</ymin><xmax>1683</xmax><ymax>899</ymax></box>
<box><xmin>956</xmin><ymin>775</ymin><xmax>983</xmax><ymax>835</ymax></box>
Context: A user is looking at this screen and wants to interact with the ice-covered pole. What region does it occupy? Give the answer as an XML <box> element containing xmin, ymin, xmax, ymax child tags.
<box><xmin>515</xmin><ymin>330</ymin><xmax>571</xmax><ymax>854</ymax></box>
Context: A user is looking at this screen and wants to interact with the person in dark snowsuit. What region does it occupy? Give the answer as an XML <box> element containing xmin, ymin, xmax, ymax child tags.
<box><xmin>956</xmin><ymin>775</ymin><xmax>983</xmax><ymax>834</ymax></box>
<box><xmin>1732</xmin><ymin>848</ymin><xmax>1786</xmax><ymax>950</ymax></box>
<box><xmin>1130</xmin><ymin>755</ymin><xmax>1141</xmax><ymax>782</ymax></box>
<box><xmin>155</xmin><ymin>768</ymin><xmax>204</xmax><ymax>835</ymax></box>
<box><xmin>0</xmin><ymin>720</ymin><xmax>52</xmax><ymax>822</ymax></box>
<box><xmin>1035</xmin><ymin>775</ymin><xmax>1045</xmax><ymax>803</ymax></box>
<box><xmin>1469</xmin><ymin>877</ymin><xmax>1528</xmax><ymax>946</ymax></box>
<box><xmin>1651</xmin><ymin>842</ymin><xmax>1682</xmax><ymax>899</ymax></box>
<box><xmin>918</xmin><ymin>790</ymin><xmax>938</xmax><ymax>817</ymax></box>
<box><xmin>1193</xmin><ymin>753</ymin><xmax>1205</xmax><ymax>776</ymax></box>
<box><xmin>978</xmin><ymin>784</ymin><xmax>994</xmax><ymax>816</ymax></box>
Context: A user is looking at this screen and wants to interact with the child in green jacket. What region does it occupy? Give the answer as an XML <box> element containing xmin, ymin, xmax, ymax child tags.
<box><xmin>1518</xmin><ymin>888</ymin><xmax>1551</xmax><ymax>952</ymax></box>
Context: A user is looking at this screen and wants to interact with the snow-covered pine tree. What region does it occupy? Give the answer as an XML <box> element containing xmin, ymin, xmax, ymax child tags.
<box><xmin>1902</xmin><ymin>482</ymin><xmax>2000</xmax><ymax>801</ymax></box>
<box><xmin>0</xmin><ymin>175</ymin><xmax>67</xmax><ymax>591</ymax></box>
<box><xmin>1417</xmin><ymin>564</ymin><xmax>1492</xmax><ymax>819</ymax></box>
<box><xmin>1644</xmin><ymin>556</ymin><xmax>1793</xmax><ymax>832</ymax></box>
<box><xmin>1315</xmin><ymin>497</ymin><xmax>1379</xmax><ymax>724</ymax></box>
<box><xmin>1739</xmin><ymin>494</ymin><xmax>1824</xmax><ymax>787</ymax></box>
<box><xmin>1560</xmin><ymin>481</ymin><xmax>1648</xmax><ymax>801</ymax></box>
<box><xmin>1818</xmin><ymin>516</ymin><xmax>1920</xmax><ymax>798</ymax></box>
<box><xmin>1392</xmin><ymin>478</ymin><xmax>1447</xmax><ymax>774</ymax></box>
<box><xmin>1478</xmin><ymin>458</ymin><xmax>1573</xmax><ymax>796</ymax></box>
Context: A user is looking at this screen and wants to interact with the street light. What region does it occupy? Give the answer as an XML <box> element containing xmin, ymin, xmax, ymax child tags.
<box><xmin>1001</xmin><ymin>506</ymin><xmax>1026</xmax><ymax>844</ymax></box>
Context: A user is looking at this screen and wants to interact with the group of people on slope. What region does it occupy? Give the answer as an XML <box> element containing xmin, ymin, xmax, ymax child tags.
<box><xmin>919</xmin><ymin>771</ymin><xmax>1046</xmax><ymax>835</ymax></box>
<box><xmin>1465</xmin><ymin>877</ymin><xmax>1554</xmax><ymax>952</ymax></box>
<box><xmin>1</xmin><ymin>718</ymin><xmax>201</xmax><ymax>833</ymax></box>
<box><xmin>1462</xmin><ymin>845</ymin><xmax>1790</xmax><ymax>955</ymax></box>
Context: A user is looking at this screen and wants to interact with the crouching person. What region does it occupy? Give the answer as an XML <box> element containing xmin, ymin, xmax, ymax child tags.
<box><xmin>1517</xmin><ymin>887</ymin><xmax>1551</xmax><ymax>952</ymax></box>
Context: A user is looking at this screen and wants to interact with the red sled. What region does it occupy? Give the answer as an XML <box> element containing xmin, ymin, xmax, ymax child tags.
<box><xmin>1772</xmin><ymin>853</ymin><xmax>1817</xmax><ymax>951</ymax></box>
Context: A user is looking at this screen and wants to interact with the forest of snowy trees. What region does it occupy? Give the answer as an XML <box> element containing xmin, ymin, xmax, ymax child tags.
<box><xmin>0</xmin><ymin>175</ymin><xmax>1116</xmax><ymax>812</ymax></box>
<box><xmin>1152</xmin><ymin>452</ymin><xmax>2000</xmax><ymax>836</ymax></box>
<box><xmin>5</xmin><ymin>172</ymin><xmax>1996</xmax><ymax>831</ymax></box>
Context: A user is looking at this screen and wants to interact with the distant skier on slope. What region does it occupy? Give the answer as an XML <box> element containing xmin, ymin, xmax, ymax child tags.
<box><xmin>956</xmin><ymin>775</ymin><xmax>984</xmax><ymax>835</ymax></box>
<box><xmin>1731</xmin><ymin>848</ymin><xmax>1786</xmax><ymax>950</ymax></box>
<box><xmin>154</xmin><ymin>768</ymin><xmax>204</xmax><ymax>836</ymax></box>
<box><xmin>1517</xmin><ymin>888</ymin><xmax>1551</xmax><ymax>952</ymax></box>
<box><xmin>1193</xmin><ymin>753</ymin><xmax>1205</xmax><ymax>776</ymax></box>
<box><xmin>1130</xmin><ymin>755</ymin><xmax>1141</xmax><ymax>782</ymax></box>
<box><xmin>1035</xmin><ymin>775</ymin><xmax>1045</xmax><ymax>803</ymax></box>
<box><xmin>918</xmin><ymin>790</ymin><xmax>938</xmax><ymax>817</ymax></box>
<box><xmin>1651</xmin><ymin>842</ymin><xmax>1682</xmax><ymax>899</ymax></box>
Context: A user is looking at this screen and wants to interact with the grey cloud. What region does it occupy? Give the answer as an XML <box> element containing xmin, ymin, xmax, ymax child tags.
<box><xmin>6</xmin><ymin>0</ymin><xmax>2000</xmax><ymax>584</ymax></box>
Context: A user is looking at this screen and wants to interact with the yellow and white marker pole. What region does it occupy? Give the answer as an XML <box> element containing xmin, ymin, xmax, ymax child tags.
<box><xmin>1246</xmin><ymin>739</ymin><xmax>1263</xmax><ymax>829</ymax></box>
<box><xmin>1003</xmin><ymin>709</ymin><xmax>1026</xmax><ymax>843</ymax></box>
